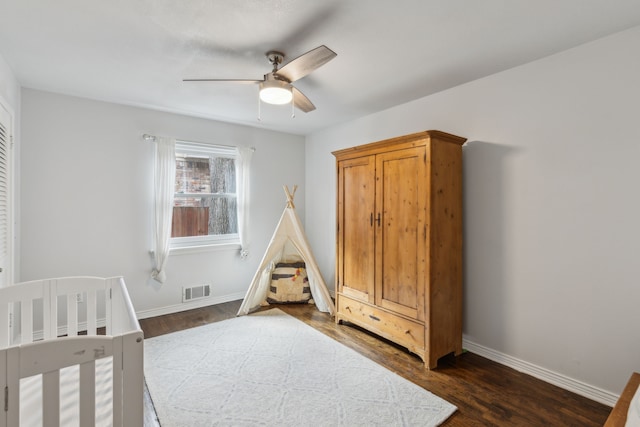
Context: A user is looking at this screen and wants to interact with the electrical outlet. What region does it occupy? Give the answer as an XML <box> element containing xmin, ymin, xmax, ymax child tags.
<box><xmin>76</xmin><ymin>293</ymin><xmax>83</xmax><ymax>303</ymax></box>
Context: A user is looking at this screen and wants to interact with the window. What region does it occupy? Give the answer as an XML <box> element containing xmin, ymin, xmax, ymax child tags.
<box><xmin>171</xmin><ymin>141</ymin><xmax>240</xmax><ymax>249</ymax></box>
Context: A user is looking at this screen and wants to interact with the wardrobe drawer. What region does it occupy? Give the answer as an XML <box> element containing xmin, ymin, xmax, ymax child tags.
<box><xmin>337</xmin><ymin>294</ymin><xmax>425</xmax><ymax>354</ymax></box>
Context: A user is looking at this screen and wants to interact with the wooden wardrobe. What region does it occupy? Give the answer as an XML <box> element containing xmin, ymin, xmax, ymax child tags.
<box><xmin>333</xmin><ymin>130</ymin><xmax>466</xmax><ymax>369</ymax></box>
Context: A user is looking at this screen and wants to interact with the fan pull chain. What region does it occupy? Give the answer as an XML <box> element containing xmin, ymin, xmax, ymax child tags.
<box><xmin>291</xmin><ymin>89</ymin><xmax>295</xmax><ymax>118</ymax></box>
<box><xmin>258</xmin><ymin>95</ymin><xmax>262</xmax><ymax>122</ymax></box>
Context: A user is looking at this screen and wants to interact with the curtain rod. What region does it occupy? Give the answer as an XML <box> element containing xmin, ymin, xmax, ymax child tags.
<box><xmin>142</xmin><ymin>133</ymin><xmax>256</xmax><ymax>152</ymax></box>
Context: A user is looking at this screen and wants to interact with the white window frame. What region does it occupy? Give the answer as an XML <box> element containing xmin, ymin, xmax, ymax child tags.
<box><xmin>0</xmin><ymin>100</ymin><xmax>14</xmax><ymax>287</ymax></box>
<box><xmin>170</xmin><ymin>140</ymin><xmax>240</xmax><ymax>251</ymax></box>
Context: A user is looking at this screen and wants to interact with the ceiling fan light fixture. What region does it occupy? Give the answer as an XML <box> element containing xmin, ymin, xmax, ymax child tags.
<box><xmin>259</xmin><ymin>79</ymin><xmax>293</xmax><ymax>105</ymax></box>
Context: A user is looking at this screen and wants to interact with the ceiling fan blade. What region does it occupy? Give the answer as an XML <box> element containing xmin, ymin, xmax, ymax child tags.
<box><xmin>276</xmin><ymin>45</ymin><xmax>337</xmax><ymax>83</ymax></box>
<box><xmin>182</xmin><ymin>79</ymin><xmax>261</xmax><ymax>84</ymax></box>
<box><xmin>292</xmin><ymin>87</ymin><xmax>315</xmax><ymax>113</ymax></box>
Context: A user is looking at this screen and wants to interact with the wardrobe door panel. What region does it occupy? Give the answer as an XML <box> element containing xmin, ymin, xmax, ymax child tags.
<box><xmin>337</xmin><ymin>155</ymin><xmax>376</xmax><ymax>303</ymax></box>
<box><xmin>375</xmin><ymin>147</ymin><xmax>426</xmax><ymax>321</ymax></box>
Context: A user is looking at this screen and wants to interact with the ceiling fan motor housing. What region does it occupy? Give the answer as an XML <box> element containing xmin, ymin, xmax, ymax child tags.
<box><xmin>260</xmin><ymin>73</ymin><xmax>293</xmax><ymax>104</ymax></box>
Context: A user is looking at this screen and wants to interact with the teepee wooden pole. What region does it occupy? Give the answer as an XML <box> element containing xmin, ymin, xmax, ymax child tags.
<box><xmin>283</xmin><ymin>185</ymin><xmax>297</xmax><ymax>209</ymax></box>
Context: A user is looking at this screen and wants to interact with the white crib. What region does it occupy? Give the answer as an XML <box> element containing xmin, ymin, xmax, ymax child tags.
<box><xmin>0</xmin><ymin>276</ymin><xmax>143</xmax><ymax>426</ymax></box>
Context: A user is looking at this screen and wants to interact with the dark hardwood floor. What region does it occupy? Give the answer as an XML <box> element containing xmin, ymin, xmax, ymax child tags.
<box><xmin>139</xmin><ymin>301</ymin><xmax>612</xmax><ymax>426</ymax></box>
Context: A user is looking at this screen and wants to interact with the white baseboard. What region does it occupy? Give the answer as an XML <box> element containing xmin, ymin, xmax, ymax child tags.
<box><xmin>136</xmin><ymin>291</ymin><xmax>246</xmax><ymax>320</ymax></box>
<box><xmin>462</xmin><ymin>338</ymin><xmax>618</xmax><ymax>407</ymax></box>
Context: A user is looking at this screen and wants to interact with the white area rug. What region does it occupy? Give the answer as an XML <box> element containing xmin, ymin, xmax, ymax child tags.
<box><xmin>144</xmin><ymin>308</ymin><xmax>456</xmax><ymax>426</ymax></box>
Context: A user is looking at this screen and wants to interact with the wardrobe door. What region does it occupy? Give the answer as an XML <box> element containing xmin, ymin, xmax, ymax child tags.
<box><xmin>337</xmin><ymin>155</ymin><xmax>376</xmax><ymax>304</ymax></box>
<box><xmin>375</xmin><ymin>147</ymin><xmax>427</xmax><ymax>321</ymax></box>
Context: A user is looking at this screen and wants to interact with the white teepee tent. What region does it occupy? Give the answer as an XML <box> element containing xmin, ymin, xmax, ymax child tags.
<box><xmin>238</xmin><ymin>185</ymin><xmax>335</xmax><ymax>316</ymax></box>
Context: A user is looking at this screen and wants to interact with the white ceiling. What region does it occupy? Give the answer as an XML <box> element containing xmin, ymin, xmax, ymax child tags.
<box><xmin>2</xmin><ymin>1</ymin><xmax>640</xmax><ymax>135</ymax></box>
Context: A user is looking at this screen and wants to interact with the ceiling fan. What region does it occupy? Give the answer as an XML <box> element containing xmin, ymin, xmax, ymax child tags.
<box><xmin>184</xmin><ymin>45</ymin><xmax>337</xmax><ymax>113</ymax></box>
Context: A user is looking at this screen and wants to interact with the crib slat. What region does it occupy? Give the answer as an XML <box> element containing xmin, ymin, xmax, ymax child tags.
<box><xmin>0</xmin><ymin>350</ymin><xmax>6</xmax><ymax>427</ymax></box>
<box><xmin>87</xmin><ymin>289</ymin><xmax>97</xmax><ymax>335</ymax></box>
<box><xmin>0</xmin><ymin>302</ymin><xmax>9</xmax><ymax>347</ymax></box>
<box><xmin>112</xmin><ymin>336</ymin><xmax>123</xmax><ymax>426</ymax></box>
<box><xmin>122</xmin><ymin>330</ymin><xmax>144</xmax><ymax>426</ymax></box>
<box><xmin>79</xmin><ymin>361</ymin><xmax>96</xmax><ymax>426</ymax></box>
<box><xmin>67</xmin><ymin>294</ymin><xmax>78</xmax><ymax>336</ymax></box>
<box><xmin>43</xmin><ymin>280</ymin><xmax>53</xmax><ymax>340</ymax></box>
<box><xmin>42</xmin><ymin>370</ymin><xmax>61</xmax><ymax>427</ymax></box>
<box><xmin>105</xmin><ymin>280</ymin><xmax>114</xmax><ymax>336</ymax></box>
<box><xmin>49</xmin><ymin>283</ymin><xmax>58</xmax><ymax>339</ymax></box>
<box><xmin>110</xmin><ymin>279</ymin><xmax>121</xmax><ymax>335</ymax></box>
<box><xmin>5</xmin><ymin>347</ymin><xmax>20</xmax><ymax>427</ymax></box>
<box><xmin>21</xmin><ymin>299</ymin><xmax>33</xmax><ymax>344</ymax></box>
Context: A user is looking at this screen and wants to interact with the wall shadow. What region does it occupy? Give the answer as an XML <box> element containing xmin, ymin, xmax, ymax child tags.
<box><xmin>461</xmin><ymin>140</ymin><xmax>522</xmax><ymax>350</ymax></box>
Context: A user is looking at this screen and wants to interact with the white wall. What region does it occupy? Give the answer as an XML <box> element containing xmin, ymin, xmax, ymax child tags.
<box><xmin>0</xmin><ymin>54</ymin><xmax>20</xmax><ymax>110</ymax></box>
<box><xmin>20</xmin><ymin>89</ymin><xmax>305</xmax><ymax>316</ymax></box>
<box><xmin>305</xmin><ymin>26</ymin><xmax>640</xmax><ymax>400</ymax></box>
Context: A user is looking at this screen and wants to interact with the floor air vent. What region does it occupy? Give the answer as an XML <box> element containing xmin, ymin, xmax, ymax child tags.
<box><xmin>183</xmin><ymin>284</ymin><xmax>211</xmax><ymax>302</ymax></box>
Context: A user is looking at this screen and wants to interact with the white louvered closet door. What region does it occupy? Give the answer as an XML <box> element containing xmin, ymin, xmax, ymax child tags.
<box><xmin>0</xmin><ymin>104</ymin><xmax>12</xmax><ymax>287</ymax></box>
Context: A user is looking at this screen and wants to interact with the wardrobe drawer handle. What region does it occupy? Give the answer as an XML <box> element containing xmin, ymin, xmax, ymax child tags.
<box><xmin>369</xmin><ymin>314</ymin><xmax>380</xmax><ymax>322</ymax></box>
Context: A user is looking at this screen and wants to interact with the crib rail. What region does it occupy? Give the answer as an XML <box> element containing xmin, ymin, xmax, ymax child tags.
<box><xmin>0</xmin><ymin>276</ymin><xmax>141</xmax><ymax>344</ymax></box>
<box><xmin>0</xmin><ymin>276</ymin><xmax>143</xmax><ymax>426</ymax></box>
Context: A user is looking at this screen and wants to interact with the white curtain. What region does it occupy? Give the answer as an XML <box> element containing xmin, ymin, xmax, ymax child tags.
<box><xmin>151</xmin><ymin>137</ymin><xmax>176</xmax><ymax>283</ymax></box>
<box><xmin>236</xmin><ymin>146</ymin><xmax>253</xmax><ymax>259</ymax></box>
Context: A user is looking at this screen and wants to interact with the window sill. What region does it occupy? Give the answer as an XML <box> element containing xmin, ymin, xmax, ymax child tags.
<box><xmin>169</xmin><ymin>242</ymin><xmax>241</xmax><ymax>256</ymax></box>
